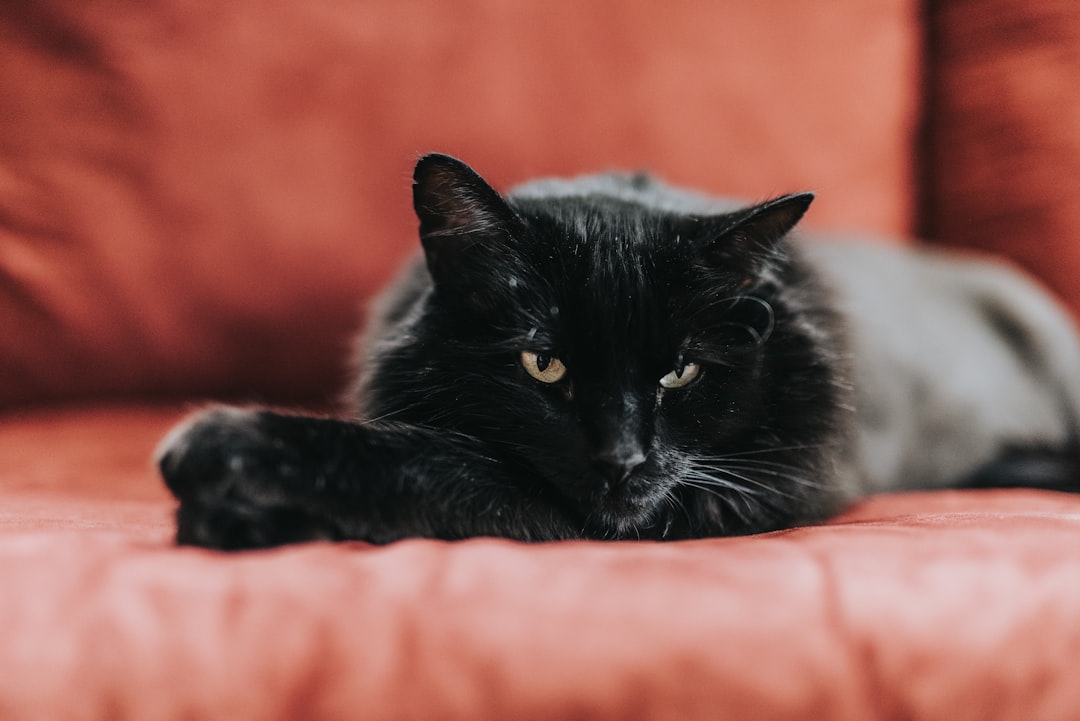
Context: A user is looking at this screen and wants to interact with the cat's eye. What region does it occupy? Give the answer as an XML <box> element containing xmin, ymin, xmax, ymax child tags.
<box><xmin>521</xmin><ymin>351</ymin><xmax>568</xmax><ymax>384</ymax></box>
<box><xmin>659</xmin><ymin>361</ymin><xmax>701</xmax><ymax>389</ymax></box>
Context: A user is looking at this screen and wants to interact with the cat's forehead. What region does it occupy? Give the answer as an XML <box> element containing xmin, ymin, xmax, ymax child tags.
<box><xmin>508</xmin><ymin>172</ymin><xmax>743</xmax><ymax>216</ymax></box>
<box><xmin>505</xmin><ymin>195</ymin><xmax>689</xmax><ymax>368</ymax></box>
<box><xmin>505</xmin><ymin>193</ymin><xmax>702</xmax><ymax>307</ymax></box>
<box><xmin>513</xmin><ymin>194</ymin><xmax>682</xmax><ymax>257</ymax></box>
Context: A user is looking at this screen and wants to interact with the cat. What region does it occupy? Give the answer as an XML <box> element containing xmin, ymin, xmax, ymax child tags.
<box><xmin>158</xmin><ymin>153</ymin><xmax>1080</xmax><ymax>549</ymax></box>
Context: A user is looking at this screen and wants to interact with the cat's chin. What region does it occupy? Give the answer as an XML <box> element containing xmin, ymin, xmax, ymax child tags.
<box><xmin>587</xmin><ymin>485</ymin><xmax>669</xmax><ymax>537</ymax></box>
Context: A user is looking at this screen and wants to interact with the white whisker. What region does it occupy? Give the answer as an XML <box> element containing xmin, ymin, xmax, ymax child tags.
<box><xmin>676</xmin><ymin>477</ymin><xmax>758</xmax><ymax>525</ymax></box>
<box><xmin>694</xmin><ymin>444</ymin><xmax>825</xmax><ymax>460</ymax></box>
<box><xmin>718</xmin><ymin>462</ymin><xmax>826</xmax><ymax>491</ymax></box>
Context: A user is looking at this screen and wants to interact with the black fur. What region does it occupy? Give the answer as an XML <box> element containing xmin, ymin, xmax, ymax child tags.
<box><xmin>156</xmin><ymin>153</ymin><xmax>855</xmax><ymax>546</ymax></box>
<box><xmin>158</xmin><ymin>154</ymin><xmax>862</xmax><ymax>548</ymax></box>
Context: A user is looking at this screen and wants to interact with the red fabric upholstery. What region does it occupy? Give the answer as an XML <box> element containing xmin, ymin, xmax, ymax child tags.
<box><xmin>2</xmin><ymin>408</ymin><xmax>1080</xmax><ymax>720</ymax></box>
<box><xmin>0</xmin><ymin>0</ymin><xmax>919</xmax><ymax>408</ymax></box>
<box><xmin>3</xmin><ymin>0</ymin><xmax>1080</xmax><ymax>718</ymax></box>
<box><xmin>924</xmin><ymin>0</ymin><xmax>1080</xmax><ymax>319</ymax></box>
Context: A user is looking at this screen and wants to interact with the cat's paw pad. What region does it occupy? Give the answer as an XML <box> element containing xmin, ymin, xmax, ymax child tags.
<box><xmin>176</xmin><ymin>496</ymin><xmax>340</xmax><ymax>550</ymax></box>
<box><xmin>157</xmin><ymin>407</ymin><xmax>279</xmax><ymax>501</ymax></box>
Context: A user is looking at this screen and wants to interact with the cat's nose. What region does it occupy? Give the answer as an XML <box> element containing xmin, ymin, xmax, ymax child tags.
<box><xmin>591</xmin><ymin>449</ymin><xmax>648</xmax><ymax>491</ymax></box>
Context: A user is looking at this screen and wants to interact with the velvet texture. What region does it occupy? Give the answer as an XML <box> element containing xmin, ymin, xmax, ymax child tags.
<box><xmin>923</xmin><ymin>0</ymin><xmax>1080</xmax><ymax>320</ymax></box>
<box><xmin>3</xmin><ymin>0</ymin><xmax>1080</xmax><ymax>718</ymax></box>
<box><xmin>0</xmin><ymin>0</ymin><xmax>919</xmax><ymax>408</ymax></box>
<box><xmin>3</xmin><ymin>407</ymin><xmax>1080</xmax><ymax>720</ymax></box>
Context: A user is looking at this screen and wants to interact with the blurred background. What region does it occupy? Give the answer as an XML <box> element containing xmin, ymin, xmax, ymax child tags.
<box><xmin>1</xmin><ymin>0</ymin><xmax>1078</xmax><ymax>410</ymax></box>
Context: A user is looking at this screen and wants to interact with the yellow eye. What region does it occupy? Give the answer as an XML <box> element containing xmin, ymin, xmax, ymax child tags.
<box><xmin>659</xmin><ymin>361</ymin><xmax>700</xmax><ymax>389</ymax></box>
<box><xmin>521</xmin><ymin>351</ymin><xmax>567</xmax><ymax>383</ymax></box>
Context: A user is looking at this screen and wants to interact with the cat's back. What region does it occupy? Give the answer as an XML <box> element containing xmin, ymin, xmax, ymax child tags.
<box><xmin>798</xmin><ymin>239</ymin><xmax>1080</xmax><ymax>493</ymax></box>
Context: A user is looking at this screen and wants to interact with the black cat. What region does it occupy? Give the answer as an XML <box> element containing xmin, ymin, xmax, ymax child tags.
<box><xmin>158</xmin><ymin>154</ymin><xmax>1080</xmax><ymax>549</ymax></box>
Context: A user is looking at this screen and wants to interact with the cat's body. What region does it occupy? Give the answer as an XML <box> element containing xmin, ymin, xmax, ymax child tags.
<box><xmin>159</xmin><ymin>154</ymin><xmax>1080</xmax><ymax>549</ymax></box>
<box><xmin>802</xmin><ymin>240</ymin><xmax>1080</xmax><ymax>496</ymax></box>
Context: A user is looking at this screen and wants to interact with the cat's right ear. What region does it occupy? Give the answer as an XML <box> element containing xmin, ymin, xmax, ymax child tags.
<box><xmin>413</xmin><ymin>154</ymin><xmax>522</xmax><ymax>288</ymax></box>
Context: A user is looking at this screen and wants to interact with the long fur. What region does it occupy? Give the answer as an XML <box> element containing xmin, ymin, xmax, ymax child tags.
<box><xmin>158</xmin><ymin>154</ymin><xmax>1080</xmax><ymax>549</ymax></box>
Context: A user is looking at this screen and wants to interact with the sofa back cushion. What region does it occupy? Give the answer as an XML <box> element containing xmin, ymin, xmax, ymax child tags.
<box><xmin>924</xmin><ymin>0</ymin><xmax>1080</xmax><ymax>320</ymax></box>
<box><xmin>0</xmin><ymin>0</ymin><xmax>920</xmax><ymax>407</ymax></box>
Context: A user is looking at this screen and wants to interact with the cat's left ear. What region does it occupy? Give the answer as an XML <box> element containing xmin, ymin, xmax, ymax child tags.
<box><xmin>692</xmin><ymin>193</ymin><xmax>814</xmax><ymax>284</ymax></box>
<box><xmin>412</xmin><ymin>154</ymin><xmax>523</xmax><ymax>288</ymax></box>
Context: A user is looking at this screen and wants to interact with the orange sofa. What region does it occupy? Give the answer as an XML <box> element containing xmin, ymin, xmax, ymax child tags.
<box><xmin>4</xmin><ymin>1</ymin><xmax>1080</xmax><ymax>718</ymax></box>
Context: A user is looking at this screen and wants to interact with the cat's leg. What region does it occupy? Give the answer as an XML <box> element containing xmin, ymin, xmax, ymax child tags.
<box><xmin>157</xmin><ymin>407</ymin><xmax>579</xmax><ymax>549</ymax></box>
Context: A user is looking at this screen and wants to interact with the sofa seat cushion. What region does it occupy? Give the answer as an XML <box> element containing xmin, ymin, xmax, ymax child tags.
<box><xmin>2</xmin><ymin>404</ymin><xmax>1079</xmax><ymax>720</ymax></box>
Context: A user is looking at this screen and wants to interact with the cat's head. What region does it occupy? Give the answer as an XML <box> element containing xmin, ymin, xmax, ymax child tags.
<box><xmin>393</xmin><ymin>153</ymin><xmax>842</xmax><ymax>537</ymax></box>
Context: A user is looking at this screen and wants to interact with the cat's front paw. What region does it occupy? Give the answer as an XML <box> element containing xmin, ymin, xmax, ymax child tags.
<box><xmin>157</xmin><ymin>406</ymin><xmax>284</xmax><ymax>502</ymax></box>
<box><xmin>176</xmin><ymin>496</ymin><xmax>341</xmax><ymax>550</ymax></box>
<box><xmin>159</xmin><ymin>407</ymin><xmax>341</xmax><ymax>549</ymax></box>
